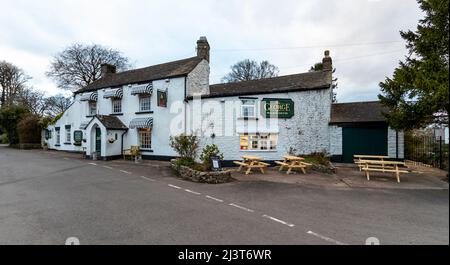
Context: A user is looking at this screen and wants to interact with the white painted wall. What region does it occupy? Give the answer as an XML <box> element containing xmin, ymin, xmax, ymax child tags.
<box><xmin>46</xmin><ymin>75</ymin><xmax>188</xmax><ymax>158</ymax></box>
<box><xmin>187</xmin><ymin>88</ymin><xmax>333</xmax><ymax>161</ymax></box>
<box><xmin>186</xmin><ymin>59</ymin><xmax>209</xmax><ymax>96</ymax></box>
<box><xmin>329</xmin><ymin>125</ymin><xmax>342</xmax><ymax>155</ymax></box>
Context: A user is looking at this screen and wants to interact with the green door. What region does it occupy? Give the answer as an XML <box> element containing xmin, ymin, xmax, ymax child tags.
<box><xmin>342</xmin><ymin>126</ymin><xmax>388</xmax><ymax>163</ymax></box>
<box><xmin>95</xmin><ymin>128</ymin><xmax>101</xmax><ymax>153</ymax></box>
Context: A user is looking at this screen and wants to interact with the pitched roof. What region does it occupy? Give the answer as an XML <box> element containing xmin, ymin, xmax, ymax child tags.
<box><xmin>75</xmin><ymin>56</ymin><xmax>203</xmax><ymax>94</ymax></box>
<box><xmin>330</xmin><ymin>101</ymin><xmax>388</xmax><ymax>124</ymax></box>
<box><xmin>93</xmin><ymin>115</ymin><xmax>128</xmax><ymax>130</ymax></box>
<box><xmin>194</xmin><ymin>71</ymin><xmax>331</xmax><ymax>99</ymax></box>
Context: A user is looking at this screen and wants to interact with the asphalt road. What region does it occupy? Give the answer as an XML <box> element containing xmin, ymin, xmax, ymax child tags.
<box><xmin>0</xmin><ymin>146</ymin><xmax>448</xmax><ymax>245</ymax></box>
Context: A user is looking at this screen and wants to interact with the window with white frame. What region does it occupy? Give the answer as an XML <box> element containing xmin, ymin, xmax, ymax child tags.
<box><xmin>139</xmin><ymin>95</ymin><xmax>151</xmax><ymax>112</ymax></box>
<box><xmin>239</xmin><ymin>134</ymin><xmax>277</xmax><ymax>150</ymax></box>
<box><xmin>55</xmin><ymin>128</ymin><xmax>60</xmax><ymax>145</ymax></box>
<box><xmin>112</xmin><ymin>99</ymin><xmax>122</xmax><ymax>113</ymax></box>
<box><xmin>88</xmin><ymin>101</ymin><xmax>97</xmax><ymax>115</ymax></box>
<box><xmin>138</xmin><ymin>128</ymin><xmax>152</xmax><ymax>149</ymax></box>
<box><xmin>65</xmin><ymin>127</ymin><xmax>71</xmax><ymax>143</ymax></box>
<box><xmin>241</xmin><ymin>99</ymin><xmax>256</xmax><ymax>118</ymax></box>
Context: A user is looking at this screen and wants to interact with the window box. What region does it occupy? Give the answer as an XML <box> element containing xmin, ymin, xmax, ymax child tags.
<box><xmin>110</xmin><ymin>113</ymin><xmax>123</xmax><ymax>116</ymax></box>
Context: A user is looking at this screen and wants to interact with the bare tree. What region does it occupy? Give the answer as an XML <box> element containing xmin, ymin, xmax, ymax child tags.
<box><xmin>46</xmin><ymin>43</ymin><xmax>131</xmax><ymax>91</ymax></box>
<box><xmin>222</xmin><ymin>59</ymin><xmax>279</xmax><ymax>83</ymax></box>
<box><xmin>15</xmin><ymin>88</ymin><xmax>49</xmax><ymax>115</ymax></box>
<box><xmin>0</xmin><ymin>61</ymin><xmax>31</xmax><ymax>108</ymax></box>
<box><xmin>44</xmin><ymin>94</ymin><xmax>73</xmax><ymax>117</ymax></box>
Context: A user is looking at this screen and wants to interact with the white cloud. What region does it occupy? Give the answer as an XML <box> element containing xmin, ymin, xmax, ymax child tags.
<box><xmin>0</xmin><ymin>0</ymin><xmax>423</xmax><ymax>101</ymax></box>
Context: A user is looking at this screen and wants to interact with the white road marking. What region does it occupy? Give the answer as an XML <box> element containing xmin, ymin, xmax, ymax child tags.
<box><xmin>184</xmin><ymin>189</ymin><xmax>201</xmax><ymax>195</ymax></box>
<box><xmin>262</xmin><ymin>214</ymin><xmax>295</xmax><ymax>228</ymax></box>
<box><xmin>307</xmin><ymin>231</ymin><xmax>346</xmax><ymax>245</ymax></box>
<box><xmin>119</xmin><ymin>170</ymin><xmax>132</xmax><ymax>174</ymax></box>
<box><xmin>229</xmin><ymin>203</ymin><xmax>254</xmax><ymax>212</ymax></box>
<box><xmin>103</xmin><ymin>166</ymin><xmax>114</xmax><ymax>169</ymax></box>
<box><xmin>88</xmin><ymin>163</ymin><xmax>97</xmax><ymax>166</ymax></box>
<box><xmin>63</xmin><ymin>158</ymin><xmax>70</xmax><ymax>160</ymax></box>
<box><xmin>205</xmin><ymin>195</ymin><xmax>224</xmax><ymax>202</ymax></box>
<box><xmin>140</xmin><ymin>176</ymin><xmax>155</xmax><ymax>182</ymax></box>
<box><xmin>168</xmin><ymin>184</ymin><xmax>182</xmax><ymax>189</ymax></box>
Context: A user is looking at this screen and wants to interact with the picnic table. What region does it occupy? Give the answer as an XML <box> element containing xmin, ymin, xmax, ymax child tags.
<box><xmin>354</xmin><ymin>155</ymin><xmax>389</xmax><ymax>171</ymax></box>
<box><xmin>359</xmin><ymin>159</ymin><xmax>408</xmax><ymax>183</ymax></box>
<box><xmin>275</xmin><ymin>155</ymin><xmax>312</xmax><ymax>174</ymax></box>
<box><xmin>233</xmin><ymin>155</ymin><xmax>270</xmax><ymax>175</ymax></box>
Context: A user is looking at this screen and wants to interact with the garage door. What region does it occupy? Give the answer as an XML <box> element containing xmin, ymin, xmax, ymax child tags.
<box><xmin>342</xmin><ymin>126</ymin><xmax>388</xmax><ymax>163</ymax></box>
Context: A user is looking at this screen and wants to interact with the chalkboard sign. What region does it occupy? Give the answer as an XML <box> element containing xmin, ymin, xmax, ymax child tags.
<box><xmin>211</xmin><ymin>156</ymin><xmax>222</xmax><ymax>171</ymax></box>
<box><xmin>73</xmin><ymin>130</ymin><xmax>83</xmax><ymax>145</ymax></box>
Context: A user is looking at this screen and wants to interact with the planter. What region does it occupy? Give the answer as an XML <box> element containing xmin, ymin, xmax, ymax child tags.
<box><xmin>170</xmin><ymin>159</ymin><xmax>233</xmax><ymax>184</ymax></box>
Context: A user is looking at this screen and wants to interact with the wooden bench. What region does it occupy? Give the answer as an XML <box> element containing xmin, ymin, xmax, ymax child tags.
<box><xmin>354</xmin><ymin>155</ymin><xmax>389</xmax><ymax>171</ymax></box>
<box><xmin>233</xmin><ymin>160</ymin><xmax>269</xmax><ymax>175</ymax></box>
<box><xmin>275</xmin><ymin>155</ymin><xmax>312</xmax><ymax>174</ymax></box>
<box><xmin>359</xmin><ymin>160</ymin><xmax>409</xmax><ymax>183</ymax></box>
<box><xmin>123</xmin><ymin>145</ymin><xmax>140</xmax><ymax>160</ymax></box>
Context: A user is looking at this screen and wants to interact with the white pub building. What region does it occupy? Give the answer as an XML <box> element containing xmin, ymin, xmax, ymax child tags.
<box><xmin>45</xmin><ymin>37</ymin><xmax>404</xmax><ymax>164</ymax></box>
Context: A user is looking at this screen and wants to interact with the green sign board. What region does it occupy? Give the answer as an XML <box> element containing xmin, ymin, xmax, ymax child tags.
<box><xmin>73</xmin><ymin>130</ymin><xmax>83</xmax><ymax>145</ymax></box>
<box><xmin>261</xmin><ymin>98</ymin><xmax>294</xmax><ymax>118</ymax></box>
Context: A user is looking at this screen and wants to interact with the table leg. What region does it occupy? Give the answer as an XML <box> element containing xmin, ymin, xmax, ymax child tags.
<box><xmin>395</xmin><ymin>165</ymin><xmax>400</xmax><ymax>183</ymax></box>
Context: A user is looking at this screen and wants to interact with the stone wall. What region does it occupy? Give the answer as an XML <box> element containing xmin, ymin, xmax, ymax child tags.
<box><xmin>170</xmin><ymin>159</ymin><xmax>233</xmax><ymax>184</ymax></box>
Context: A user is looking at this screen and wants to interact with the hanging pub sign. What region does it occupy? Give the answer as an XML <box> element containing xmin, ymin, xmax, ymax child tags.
<box><xmin>261</xmin><ymin>98</ymin><xmax>294</xmax><ymax>118</ymax></box>
<box><xmin>73</xmin><ymin>130</ymin><xmax>83</xmax><ymax>146</ymax></box>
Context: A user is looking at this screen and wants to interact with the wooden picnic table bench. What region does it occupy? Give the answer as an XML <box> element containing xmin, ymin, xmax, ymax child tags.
<box><xmin>233</xmin><ymin>156</ymin><xmax>269</xmax><ymax>175</ymax></box>
<box><xmin>353</xmin><ymin>154</ymin><xmax>390</xmax><ymax>171</ymax></box>
<box><xmin>359</xmin><ymin>159</ymin><xmax>409</xmax><ymax>183</ymax></box>
<box><xmin>275</xmin><ymin>155</ymin><xmax>312</xmax><ymax>174</ymax></box>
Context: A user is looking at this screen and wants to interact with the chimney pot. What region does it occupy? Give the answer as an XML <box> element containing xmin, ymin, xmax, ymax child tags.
<box><xmin>322</xmin><ymin>50</ymin><xmax>332</xmax><ymax>71</ymax></box>
<box><xmin>196</xmin><ymin>36</ymin><xmax>210</xmax><ymax>62</ymax></box>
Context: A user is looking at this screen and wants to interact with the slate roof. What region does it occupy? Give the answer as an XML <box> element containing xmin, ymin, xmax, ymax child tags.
<box><xmin>193</xmin><ymin>71</ymin><xmax>331</xmax><ymax>99</ymax></box>
<box><xmin>330</xmin><ymin>101</ymin><xmax>388</xmax><ymax>124</ymax></box>
<box><xmin>75</xmin><ymin>56</ymin><xmax>203</xmax><ymax>94</ymax></box>
<box><xmin>94</xmin><ymin>115</ymin><xmax>128</xmax><ymax>130</ymax></box>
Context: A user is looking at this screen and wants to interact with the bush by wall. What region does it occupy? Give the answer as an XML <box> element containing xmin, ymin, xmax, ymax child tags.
<box><xmin>17</xmin><ymin>114</ymin><xmax>43</xmax><ymax>144</ymax></box>
<box><xmin>0</xmin><ymin>106</ymin><xmax>30</xmax><ymax>144</ymax></box>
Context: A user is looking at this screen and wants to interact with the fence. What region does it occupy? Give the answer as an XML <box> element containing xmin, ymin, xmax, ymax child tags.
<box><xmin>404</xmin><ymin>132</ymin><xmax>449</xmax><ymax>171</ymax></box>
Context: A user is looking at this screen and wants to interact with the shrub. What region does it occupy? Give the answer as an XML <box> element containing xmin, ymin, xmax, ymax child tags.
<box><xmin>169</xmin><ymin>134</ymin><xmax>199</xmax><ymax>160</ymax></box>
<box><xmin>199</xmin><ymin>144</ymin><xmax>224</xmax><ymax>170</ymax></box>
<box><xmin>303</xmin><ymin>151</ymin><xmax>330</xmax><ymax>166</ymax></box>
<box><xmin>0</xmin><ymin>133</ymin><xmax>8</xmax><ymax>144</ymax></box>
<box><xmin>0</xmin><ymin>106</ymin><xmax>30</xmax><ymax>144</ymax></box>
<box><xmin>17</xmin><ymin>114</ymin><xmax>43</xmax><ymax>144</ymax></box>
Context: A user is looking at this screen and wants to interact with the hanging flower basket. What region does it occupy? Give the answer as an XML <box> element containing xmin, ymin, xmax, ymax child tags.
<box><xmin>108</xmin><ymin>138</ymin><xmax>115</xmax><ymax>143</ymax></box>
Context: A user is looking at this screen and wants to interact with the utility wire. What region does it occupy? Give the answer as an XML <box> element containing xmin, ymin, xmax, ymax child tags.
<box><xmin>209</xmin><ymin>49</ymin><xmax>406</xmax><ymax>78</ymax></box>
<box><xmin>212</xmin><ymin>40</ymin><xmax>403</xmax><ymax>52</ymax></box>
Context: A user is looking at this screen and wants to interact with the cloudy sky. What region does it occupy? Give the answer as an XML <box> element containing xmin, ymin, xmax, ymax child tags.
<box><xmin>0</xmin><ymin>0</ymin><xmax>423</xmax><ymax>102</ymax></box>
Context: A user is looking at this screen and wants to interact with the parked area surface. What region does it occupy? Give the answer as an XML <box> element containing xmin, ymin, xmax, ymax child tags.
<box><xmin>232</xmin><ymin>163</ymin><xmax>448</xmax><ymax>190</ymax></box>
<box><xmin>0</xmin><ymin>147</ymin><xmax>448</xmax><ymax>245</ymax></box>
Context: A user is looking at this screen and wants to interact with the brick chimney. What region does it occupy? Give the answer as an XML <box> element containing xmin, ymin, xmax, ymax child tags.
<box><xmin>322</xmin><ymin>50</ymin><xmax>332</xmax><ymax>71</ymax></box>
<box><xmin>101</xmin><ymin>63</ymin><xmax>116</xmax><ymax>77</ymax></box>
<box><xmin>196</xmin><ymin>36</ymin><xmax>210</xmax><ymax>62</ymax></box>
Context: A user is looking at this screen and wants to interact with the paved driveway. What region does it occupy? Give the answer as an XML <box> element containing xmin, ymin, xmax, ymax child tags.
<box><xmin>0</xmin><ymin>147</ymin><xmax>448</xmax><ymax>245</ymax></box>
